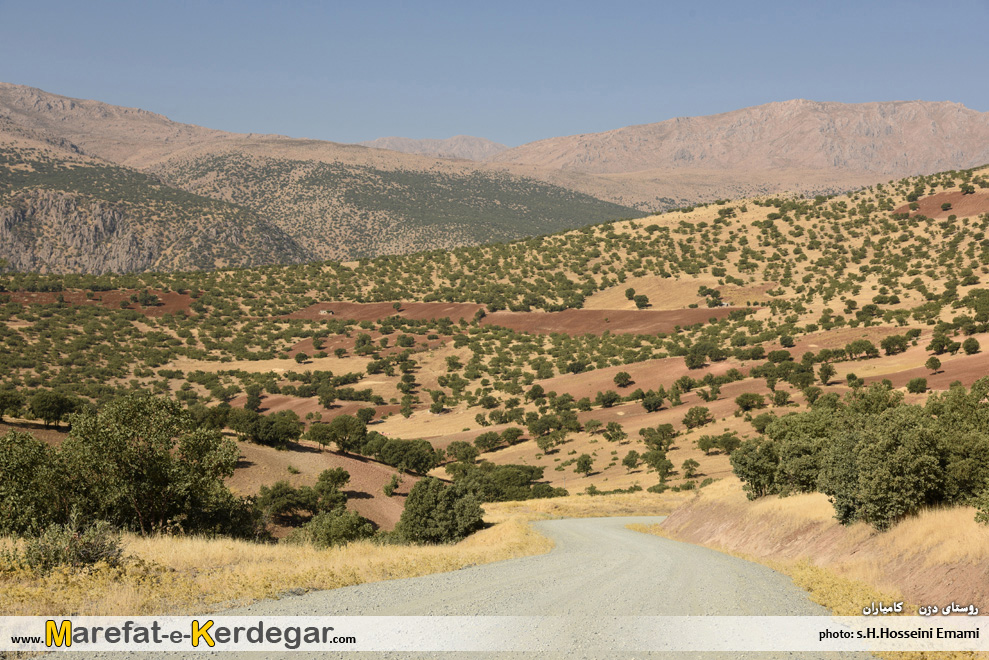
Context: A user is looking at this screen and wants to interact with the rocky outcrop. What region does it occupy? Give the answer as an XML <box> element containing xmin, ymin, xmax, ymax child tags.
<box><xmin>0</xmin><ymin>189</ymin><xmax>311</xmax><ymax>274</ymax></box>
<box><xmin>0</xmin><ymin>191</ymin><xmax>157</xmax><ymax>273</ymax></box>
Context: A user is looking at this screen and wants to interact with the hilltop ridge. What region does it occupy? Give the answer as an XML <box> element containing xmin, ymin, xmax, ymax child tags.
<box><xmin>489</xmin><ymin>99</ymin><xmax>989</xmax><ymax>175</ymax></box>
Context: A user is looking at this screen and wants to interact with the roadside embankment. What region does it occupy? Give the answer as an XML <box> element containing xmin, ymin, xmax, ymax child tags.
<box><xmin>632</xmin><ymin>478</ymin><xmax>989</xmax><ymax>615</ymax></box>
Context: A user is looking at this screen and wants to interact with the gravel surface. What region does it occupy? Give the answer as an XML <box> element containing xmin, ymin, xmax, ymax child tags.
<box><xmin>52</xmin><ymin>516</ymin><xmax>871</xmax><ymax>659</ymax></box>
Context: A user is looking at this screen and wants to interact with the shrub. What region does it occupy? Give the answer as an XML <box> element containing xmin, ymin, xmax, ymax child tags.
<box><xmin>682</xmin><ymin>406</ymin><xmax>712</xmax><ymax>429</ymax></box>
<box><xmin>23</xmin><ymin>517</ymin><xmax>124</xmax><ymax>574</ymax></box>
<box><xmin>735</xmin><ymin>392</ymin><xmax>766</xmax><ymax>412</ymax></box>
<box><xmin>906</xmin><ymin>378</ymin><xmax>928</xmax><ymax>394</ymax></box>
<box><xmin>287</xmin><ymin>509</ymin><xmax>375</xmax><ymax>548</ymax></box>
<box><xmin>397</xmin><ymin>478</ymin><xmax>484</xmax><ymax>544</ymax></box>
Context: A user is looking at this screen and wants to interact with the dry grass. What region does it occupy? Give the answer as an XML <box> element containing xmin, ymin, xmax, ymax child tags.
<box><xmin>877</xmin><ymin>506</ymin><xmax>989</xmax><ymax>565</ymax></box>
<box><xmin>483</xmin><ymin>490</ymin><xmax>692</xmax><ymax>524</ymax></box>
<box><xmin>0</xmin><ymin>516</ymin><xmax>551</xmax><ymax>617</ymax></box>
<box><xmin>632</xmin><ymin>479</ymin><xmax>989</xmax><ymax>660</ymax></box>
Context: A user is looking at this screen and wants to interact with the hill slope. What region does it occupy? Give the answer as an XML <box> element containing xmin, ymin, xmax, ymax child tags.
<box><xmin>0</xmin><ymin>137</ymin><xmax>310</xmax><ymax>273</ymax></box>
<box><xmin>0</xmin><ymin>83</ymin><xmax>643</xmax><ymax>263</ymax></box>
<box><xmin>358</xmin><ymin>135</ymin><xmax>509</xmax><ymax>160</ymax></box>
<box><xmin>489</xmin><ymin>99</ymin><xmax>989</xmax><ymax>175</ymax></box>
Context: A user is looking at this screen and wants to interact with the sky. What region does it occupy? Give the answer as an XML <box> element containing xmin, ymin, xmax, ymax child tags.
<box><xmin>1</xmin><ymin>0</ymin><xmax>987</xmax><ymax>146</ymax></box>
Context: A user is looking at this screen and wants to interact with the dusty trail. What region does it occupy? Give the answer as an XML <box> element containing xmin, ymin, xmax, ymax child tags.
<box><xmin>61</xmin><ymin>517</ymin><xmax>867</xmax><ymax>659</ymax></box>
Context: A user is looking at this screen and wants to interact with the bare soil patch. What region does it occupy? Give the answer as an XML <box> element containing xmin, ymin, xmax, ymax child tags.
<box><xmin>482</xmin><ymin>307</ymin><xmax>736</xmax><ymax>335</ymax></box>
<box><xmin>8</xmin><ymin>289</ymin><xmax>193</xmax><ymax>317</ymax></box>
<box><xmin>284</xmin><ymin>301</ymin><xmax>482</xmax><ymax>322</ymax></box>
<box><xmin>534</xmin><ymin>356</ymin><xmax>745</xmax><ymax>401</ymax></box>
<box><xmin>582</xmin><ymin>275</ymin><xmax>715</xmax><ymax>310</ymax></box>
<box><xmin>227</xmin><ymin>438</ymin><xmax>414</xmax><ymax>531</ymax></box>
<box><xmin>895</xmin><ymin>188</ymin><xmax>989</xmax><ymax>219</ymax></box>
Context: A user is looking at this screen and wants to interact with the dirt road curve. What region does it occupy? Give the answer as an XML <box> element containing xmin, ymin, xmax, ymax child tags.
<box><xmin>65</xmin><ymin>517</ymin><xmax>869</xmax><ymax>659</ymax></box>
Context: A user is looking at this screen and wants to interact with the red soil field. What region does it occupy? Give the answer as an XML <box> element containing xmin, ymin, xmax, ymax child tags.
<box><xmin>534</xmin><ymin>356</ymin><xmax>747</xmax><ymax>402</ymax></box>
<box><xmin>285</xmin><ymin>302</ymin><xmax>736</xmax><ymax>336</ymax></box>
<box><xmin>284</xmin><ymin>301</ymin><xmax>483</xmax><ymax>322</ymax></box>
<box><xmin>895</xmin><ymin>189</ymin><xmax>989</xmax><ymax>219</ymax></box>
<box><xmin>482</xmin><ymin>307</ymin><xmax>737</xmax><ymax>335</ymax></box>
<box><xmin>7</xmin><ymin>289</ymin><xmax>193</xmax><ymax>317</ymax></box>
<box><xmin>862</xmin><ymin>349</ymin><xmax>989</xmax><ymax>391</ymax></box>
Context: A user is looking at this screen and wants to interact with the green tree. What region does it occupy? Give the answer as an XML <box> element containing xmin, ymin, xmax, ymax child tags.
<box><xmin>735</xmin><ymin>392</ymin><xmax>766</xmax><ymax>412</ymax></box>
<box><xmin>0</xmin><ymin>389</ymin><xmax>24</xmax><ymax>422</ymax></box>
<box><xmin>818</xmin><ymin>363</ymin><xmax>836</xmax><ymax>385</ymax></box>
<box><xmin>613</xmin><ymin>371</ymin><xmax>633</xmax><ymax>388</ymax></box>
<box><xmin>682</xmin><ymin>458</ymin><xmax>700</xmax><ymax>479</ymax></box>
<box><xmin>575</xmin><ymin>453</ymin><xmax>594</xmax><ymax>476</ymax></box>
<box><xmin>397</xmin><ymin>478</ymin><xmax>484</xmax><ymax>544</ymax></box>
<box><xmin>622</xmin><ymin>450</ymin><xmax>641</xmax><ymax>472</ymax></box>
<box><xmin>906</xmin><ymin>378</ymin><xmax>928</xmax><ymax>394</ymax></box>
<box><xmin>59</xmin><ymin>395</ymin><xmax>250</xmax><ymax>535</ymax></box>
<box><xmin>447</xmin><ymin>440</ymin><xmax>480</xmax><ymax>464</ymax></box>
<box><xmin>963</xmin><ymin>337</ymin><xmax>981</xmax><ymax>355</ymax></box>
<box><xmin>682</xmin><ymin>406</ymin><xmax>712</xmax><ymax>429</ymax></box>
<box><xmin>29</xmin><ymin>391</ymin><xmax>75</xmax><ymax>429</ymax></box>
<box><xmin>729</xmin><ymin>438</ymin><xmax>779</xmax><ymax>499</ymax></box>
<box><xmin>603</xmin><ymin>421</ymin><xmax>627</xmax><ymax>443</ymax></box>
<box><xmin>326</xmin><ymin>414</ymin><xmax>367</xmax><ymax>454</ymax></box>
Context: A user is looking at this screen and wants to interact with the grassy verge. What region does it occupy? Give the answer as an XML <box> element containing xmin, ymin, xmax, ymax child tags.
<box><xmin>0</xmin><ymin>516</ymin><xmax>551</xmax><ymax>617</ymax></box>
<box><xmin>0</xmin><ymin>491</ymin><xmax>685</xmax><ymax>617</ymax></box>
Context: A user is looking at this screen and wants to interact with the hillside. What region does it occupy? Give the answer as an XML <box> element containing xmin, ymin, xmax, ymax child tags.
<box><xmin>0</xmin><ymin>82</ymin><xmax>644</xmax><ymax>264</ymax></box>
<box><xmin>152</xmin><ymin>150</ymin><xmax>641</xmax><ymax>260</ymax></box>
<box><xmin>7</xmin><ymin>83</ymin><xmax>989</xmax><ymax>262</ymax></box>
<box><xmin>0</xmin><ymin>137</ymin><xmax>311</xmax><ymax>273</ymax></box>
<box><xmin>489</xmin><ymin>99</ymin><xmax>989</xmax><ymax>175</ymax></box>
<box><xmin>4</xmin><ymin>164</ymin><xmax>989</xmax><ymax>527</ymax></box>
<box><xmin>359</xmin><ymin>135</ymin><xmax>509</xmax><ymax>160</ymax></box>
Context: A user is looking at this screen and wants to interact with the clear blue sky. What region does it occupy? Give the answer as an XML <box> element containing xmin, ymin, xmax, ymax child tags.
<box><xmin>1</xmin><ymin>0</ymin><xmax>986</xmax><ymax>146</ymax></box>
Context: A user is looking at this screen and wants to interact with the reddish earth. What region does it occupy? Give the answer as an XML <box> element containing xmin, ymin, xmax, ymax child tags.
<box><xmin>284</xmin><ymin>301</ymin><xmax>483</xmax><ymax>322</ymax></box>
<box><xmin>284</xmin><ymin>302</ymin><xmax>735</xmax><ymax>336</ymax></box>
<box><xmin>288</xmin><ymin>334</ymin><xmax>447</xmax><ymax>359</ymax></box>
<box><xmin>227</xmin><ymin>394</ymin><xmax>399</xmax><ymax>424</ymax></box>
<box><xmin>862</xmin><ymin>349</ymin><xmax>989</xmax><ymax>390</ymax></box>
<box><xmin>226</xmin><ymin>438</ymin><xmax>415</xmax><ymax>531</ymax></box>
<box><xmin>534</xmin><ymin>356</ymin><xmax>747</xmax><ymax>401</ymax></box>
<box><xmin>6</xmin><ymin>289</ymin><xmax>193</xmax><ymax>317</ymax></box>
<box><xmin>0</xmin><ymin>419</ymin><xmax>68</xmax><ymax>445</ymax></box>
<box><xmin>482</xmin><ymin>307</ymin><xmax>737</xmax><ymax>335</ymax></box>
<box><xmin>895</xmin><ymin>189</ymin><xmax>989</xmax><ymax>219</ymax></box>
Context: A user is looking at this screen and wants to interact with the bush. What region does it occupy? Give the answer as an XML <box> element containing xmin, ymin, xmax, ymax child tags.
<box><xmin>287</xmin><ymin>509</ymin><xmax>375</xmax><ymax>548</ymax></box>
<box><xmin>682</xmin><ymin>406</ymin><xmax>712</xmax><ymax>429</ymax></box>
<box><xmin>23</xmin><ymin>517</ymin><xmax>124</xmax><ymax>574</ymax></box>
<box><xmin>734</xmin><ymin>392</ymin><xmax>766</xmax><ymax>412</ymax></box>
<box><xmin>397</xmin><ymin>478</ymin><xmax>484</xmax><ymax>544</ymax></box>
<box><xmin>906</xmin><ymin>378</ymin><xmax>928</xmax><ymax>394</ymax></box>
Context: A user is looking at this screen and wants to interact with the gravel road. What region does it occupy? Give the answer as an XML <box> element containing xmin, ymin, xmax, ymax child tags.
<box><xmin>54</xmin><ymin>517</ymin><xmax>870</xmax><ymax>659</ymax></box>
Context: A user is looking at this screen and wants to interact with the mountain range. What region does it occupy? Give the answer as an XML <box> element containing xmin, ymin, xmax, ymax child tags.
<box><xmin>2</xmin><ymin>81</ymin><xmax>989</xmax><ymax>274</ymax></box>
